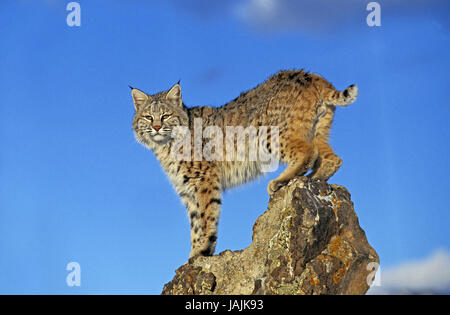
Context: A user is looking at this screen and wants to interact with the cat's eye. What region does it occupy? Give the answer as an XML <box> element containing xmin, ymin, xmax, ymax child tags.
<box><xmin>143</xmin><ymin>115</ymin><xmax>153</xmax><ymax>121</ymax></box>
<box><xmin>161</xmin><ymin>114</ymin><xmax>171</xmax><ymax>121</ymax></box>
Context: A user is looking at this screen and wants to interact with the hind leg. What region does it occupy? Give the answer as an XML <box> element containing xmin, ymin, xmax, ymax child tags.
<box><xmin>308</xmin><ymin>105</ymin><xmax>342</xmax><ymax>181</ymax></box>
<box><xmin>267</xmin><ymin>140</ymin><xmax>315</xmax><ymax>194</ymax></box>
<box><xmin>308</xmin><ymin>139</ymin><xmax>342</xmax><ymax>181</ymax></box>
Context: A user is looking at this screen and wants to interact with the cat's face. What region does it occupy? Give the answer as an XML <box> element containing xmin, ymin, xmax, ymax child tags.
<box><xmin>131</xmin><ymin>84</ymin><xmax>188</xmax><ymax>146</ymax></box>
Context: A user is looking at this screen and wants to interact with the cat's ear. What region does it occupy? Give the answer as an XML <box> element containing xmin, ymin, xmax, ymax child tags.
<box><xmin>166</xmin><ymin>83</ymin><xmax>182</xmax><ymax>107</ymax></box>
<box><xmin>130</xmin><ymin>87</ymin><xmax>149</xmax><ymax>111</ymax></box>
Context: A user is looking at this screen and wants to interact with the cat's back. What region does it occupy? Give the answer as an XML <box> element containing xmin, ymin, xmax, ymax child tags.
<box><xmin>187</xmin><ymin>105</ymin><xmax>222</xmax><ymax>127</ymax></box>
<box><xmin>218</xmin><ymin>70</ymin><xmax>319</xmax><ymax>124</ymax></box>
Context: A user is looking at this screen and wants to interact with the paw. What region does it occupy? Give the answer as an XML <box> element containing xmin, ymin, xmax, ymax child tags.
<box><xmin>267</xmin><ymin>180</ymin><xmax>283</xmax><ymax>195</ymax></box>
<box><xmin>308</xmin><ymin>167</ymin><xmax>330</xmax><ymax>181</ymax></box>
<box><xmin>309</xmin><ymin>157</ymin><xmax>342</xmax><ymax>181</ymax></box>
<box><xmin>189</xmin><ymin>249</ymin><xmax>201</xmax><ymax>260</ymax></box>
<box><xmin>189</xmin><ymin>242</ymin><xmax>215</xmax><ymax>260</ymax></box>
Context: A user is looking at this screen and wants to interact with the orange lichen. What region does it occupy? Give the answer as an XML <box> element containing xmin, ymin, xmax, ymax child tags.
<box><xmin>333</xmin><ymin>268</ymin><xmax>346</xmax><ymax>284</ymax></box>
<box><xmin>310</xmin><ymin>275</ymin><xmax>320</xmax><ymax>286</ymax></box>
<box><xmin>331</xmin><ymin>197</ymin><xmax>344</xmax><ymax>216</ymax></box>
<box><xmin>329</xmin><ymin>236</ymin><xmax>342</xmax><ymax>255</ymax></box>
<box><xmin>318</xmin><ymin>254</ymin><xmax>333</xmax><ymax>261</ymax></box>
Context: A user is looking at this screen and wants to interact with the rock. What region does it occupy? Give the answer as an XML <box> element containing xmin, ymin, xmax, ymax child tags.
<box><xmin>161</xmin><ymin>177</ymin><xmax>379</xmax><ymax>295</ymax></box>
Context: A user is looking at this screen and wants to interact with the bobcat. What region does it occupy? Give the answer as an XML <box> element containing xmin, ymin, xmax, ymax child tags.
<box><xmin>131</xmin><ymin>70</ymin><xmax>358</xmax><ymax>258</ymax></box>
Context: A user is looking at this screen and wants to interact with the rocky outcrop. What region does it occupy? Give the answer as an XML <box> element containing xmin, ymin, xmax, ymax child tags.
<box><xmin>162</xmin><ymin>177</ymin><xmax>379</xmax><ymax>295</ymax></box>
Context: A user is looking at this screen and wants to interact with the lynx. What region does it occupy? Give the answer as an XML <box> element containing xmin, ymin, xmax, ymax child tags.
<box><xmin>131</xmin><ymin>70</ymin><xmax>358</xmax><ymax>258</ymax></box>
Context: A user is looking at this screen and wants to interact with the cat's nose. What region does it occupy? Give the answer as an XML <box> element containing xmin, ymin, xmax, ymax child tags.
<box><xmin>154</xmin><ymin>125</ymin><xmax>161</xmax><ymax>132</ymax></box>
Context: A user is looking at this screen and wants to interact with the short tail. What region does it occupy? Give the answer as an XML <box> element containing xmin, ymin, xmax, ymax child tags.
<box><xmin>323</xmin><ymin>84</ymin><xmax>358</xmax><ymax>107</ymax></box>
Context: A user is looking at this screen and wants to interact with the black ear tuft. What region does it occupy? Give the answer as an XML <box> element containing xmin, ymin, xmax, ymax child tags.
<box><xmin>177</xmin><ymin>79</ymin><xmax>181</xmax><ymax>85</ymax></box>
<box><xmin>128</xmin><ymin>85</ymin><xmax>134</xmax><ymax>90</ymax></box>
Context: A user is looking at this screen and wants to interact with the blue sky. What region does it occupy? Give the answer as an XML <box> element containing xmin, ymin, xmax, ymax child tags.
<box><xmin>0</xmin><ymin>0</ymin><xmax>449</xmax><ymax>294</ymax></box>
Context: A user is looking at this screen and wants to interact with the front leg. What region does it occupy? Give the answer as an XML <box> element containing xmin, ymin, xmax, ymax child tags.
<box><xmin>195</xmin><ymin>180</ymin><xmax>222</xmax><ymax>257</ymax></box>
<box><xmin>179</xmin><ymin>168</ymin><xmax>222</xmax><ymax>258</ymax></box>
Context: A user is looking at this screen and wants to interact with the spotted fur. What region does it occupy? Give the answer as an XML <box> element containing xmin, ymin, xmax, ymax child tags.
<box><xmin>131</xmin><ymin>70</ymin><xmax>358</xmax><ymax>258</ymax></box>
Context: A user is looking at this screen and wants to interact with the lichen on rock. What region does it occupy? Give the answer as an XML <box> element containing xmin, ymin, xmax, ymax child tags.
<box><xmin>162</xmin><ymin>177</ymin><xmax>379</xmax><ymax>295</ymax></box>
